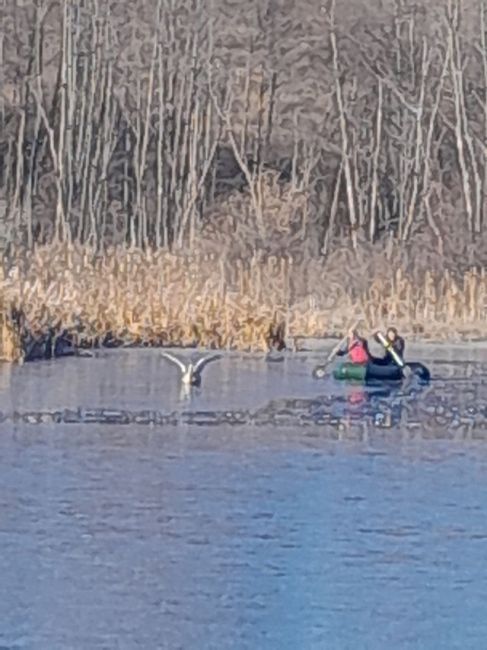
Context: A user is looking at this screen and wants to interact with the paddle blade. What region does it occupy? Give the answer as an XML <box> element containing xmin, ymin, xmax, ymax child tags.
<box><xmin>402</xmin><ymin>365</ymin><xmax>412</xmax><ymax>378</ymax></box>
<box><xmin>312</xmin><ymin>365</ymin><xmax>327</xmax><ymax>379</ymax></box>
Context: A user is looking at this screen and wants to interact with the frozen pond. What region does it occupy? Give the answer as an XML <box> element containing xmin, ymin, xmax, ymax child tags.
<box><xmin>0</xmin><ymin>345</ymin><xmax>486</xmax><ymax>649</ymax></box>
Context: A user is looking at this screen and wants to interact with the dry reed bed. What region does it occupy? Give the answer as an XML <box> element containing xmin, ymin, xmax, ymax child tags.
<box><xmin>0</xmin><ymin>243</ymin><xmax>485</xmax><ymax>361</ymax></box>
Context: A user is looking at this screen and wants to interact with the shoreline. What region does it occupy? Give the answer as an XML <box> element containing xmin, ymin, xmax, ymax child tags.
<box><xmin>291</xmin><ymin>336</ymin><xmax>487</xmax><ymax>352</ymax></box>
<box><xmin>4</xmin><ymin>332</ymin><xmax>487</xmax><ymax>365</ymax></box>
<box><xmin>7</xmin><ymin>325</ymin><xmax>487</xmax><ymax>364</ymax></box>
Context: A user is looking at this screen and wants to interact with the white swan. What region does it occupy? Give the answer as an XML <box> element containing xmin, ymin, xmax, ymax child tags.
<box><xmin>161</xmin><ymin>351</ymin><xmax>222</xmax><ymax>386</ymax></box>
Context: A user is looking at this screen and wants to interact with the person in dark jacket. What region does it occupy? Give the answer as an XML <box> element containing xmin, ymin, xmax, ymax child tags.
<box><xmin>373</xmin><ymin>327</ymin><xmax>405</xmax><ymax>366</ymax></box>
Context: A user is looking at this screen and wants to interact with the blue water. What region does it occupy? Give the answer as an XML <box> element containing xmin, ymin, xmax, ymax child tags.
<box><xmin>0</xmin><ymin>348</ymin><xmax>486</xmax><ymax>649</ymax></box>
<box><xmin>0</xmin><ymin>425</ymin><xmax>487</xmax><ymax>650</ymax></box>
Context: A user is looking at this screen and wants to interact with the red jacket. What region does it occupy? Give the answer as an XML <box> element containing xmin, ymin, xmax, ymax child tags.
<box><xmin>348</xmin><ymin>338</ymin><xmax>370</xmax><ymax>364</ymax></box>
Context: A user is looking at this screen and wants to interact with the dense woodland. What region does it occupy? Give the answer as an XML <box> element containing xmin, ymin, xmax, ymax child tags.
<box><xmin>0</xmin><ymin>0</ymin><xmax>486</xmax><ymax>256</ymax></box>
<box><xmin>0</xmin><ymin>0</ymin><xmax>486</xmax><ymax>355</ymax></box>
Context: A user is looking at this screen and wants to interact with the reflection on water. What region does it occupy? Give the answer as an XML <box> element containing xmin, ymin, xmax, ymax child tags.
<box><xmin>0</xmin><ymin>348</ymin><xmax>486</xmax><ymax>649</ymax></box>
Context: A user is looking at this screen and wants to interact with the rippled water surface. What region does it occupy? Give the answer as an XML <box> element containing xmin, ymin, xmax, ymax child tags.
<box><xmin>1</xmin><ymin>346</ymin><xmax>487</xmax><ymax>649</ymax></box>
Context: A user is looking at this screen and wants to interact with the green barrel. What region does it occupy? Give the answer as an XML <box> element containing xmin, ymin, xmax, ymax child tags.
<box><xmin>333</xmin><ymin>362</ymin><xmax>367</xmax><ymax>382</ymax></box>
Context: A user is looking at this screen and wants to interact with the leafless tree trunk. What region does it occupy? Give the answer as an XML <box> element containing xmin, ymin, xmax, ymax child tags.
<box><xmin>446</xmin><ymin>0</ymin><xmax>479</xmax><ymax>234</ymax></box>
<box><xmin>369</xmin><ymin>79</ymin><xmax>383</xmax><ymax>242</ymax></box>
<box><xmin>329</xmin><ymin>0</ymin><xmax>358</xmax><ymax>249</ymax></box>
<box><xmin>401</xmin><ymin>38</ymin><xmax>431</xmax><ymax>241</ymax></box>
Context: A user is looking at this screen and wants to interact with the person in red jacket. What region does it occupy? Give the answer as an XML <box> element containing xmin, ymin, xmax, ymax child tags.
<box><xmin>336</xmin><ymin>328</ymin><xmax>371</xmax><ymax>365</ymax></box>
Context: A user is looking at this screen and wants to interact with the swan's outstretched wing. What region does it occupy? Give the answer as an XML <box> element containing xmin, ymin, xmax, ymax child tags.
<box><xmin>193</xmin><ymin>354</ymin><xmax>222</xmax><ymax>373</ymax></box>
<box><xmin>161</xmin><ymin>351</ymin><xmax>187</xmax><ymax>373</ymax></box>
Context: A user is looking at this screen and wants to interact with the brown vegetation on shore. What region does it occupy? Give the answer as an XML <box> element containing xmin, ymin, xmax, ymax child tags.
<box><xmin>0</xmin><ymin>0</ymin><xmax>486</xmax><ymax>359</ymax></box>
<box><xmin>0</xmin><ymin>241</ymin><xmax>484</xmax><ymax>361</ymax></box>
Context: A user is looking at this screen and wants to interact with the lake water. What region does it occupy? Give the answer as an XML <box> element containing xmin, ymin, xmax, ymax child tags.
<box><xmin>0</xmin><ymin>346</ymin><xmax>486</xmax><ymax>649</ymax></box>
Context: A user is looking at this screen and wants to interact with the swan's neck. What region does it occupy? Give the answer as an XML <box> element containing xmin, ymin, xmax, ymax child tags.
<box><xmin>182</xmin><ymin>364</ymin><xmax>193</xmax><ymax>384</ymax></box>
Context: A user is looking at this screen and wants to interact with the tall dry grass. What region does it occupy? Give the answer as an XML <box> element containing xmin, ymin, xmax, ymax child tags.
<box><xmin>0</xmin><ymin>241</ymin><xmax>485</xmax><ymax>361</ymax></box>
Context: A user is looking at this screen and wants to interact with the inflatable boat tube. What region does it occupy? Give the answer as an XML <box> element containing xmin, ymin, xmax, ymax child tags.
<box><xmin>332</xmin><ymin>361</ymin><xmax>430</xmax><ymax>383</ymax></box>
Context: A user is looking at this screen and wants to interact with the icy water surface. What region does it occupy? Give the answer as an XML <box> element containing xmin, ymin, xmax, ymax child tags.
<box><xmin>0</xmin><ymin>346</ymin><xmax>486</xmax><ymax>649</ymax></box>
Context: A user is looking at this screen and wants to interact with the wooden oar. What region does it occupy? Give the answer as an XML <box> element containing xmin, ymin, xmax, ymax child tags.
<box><xmin>312</xmin><ymin>319</ymin><xmax>360</xmax><ymax>379</ymax></box>
<box><xmin>375</xmin><ymin>331</ymin><xmax>412</xmax><ymax>378</ymax></box>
